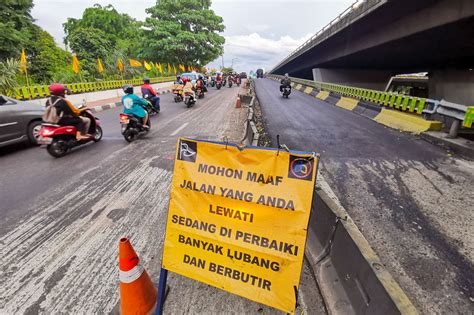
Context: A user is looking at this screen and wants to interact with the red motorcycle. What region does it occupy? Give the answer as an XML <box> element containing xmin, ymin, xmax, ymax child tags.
<box><xmin>38</xmin><ymin>107</ymin><xmax>102</xmax><ymax>157</ymax></box>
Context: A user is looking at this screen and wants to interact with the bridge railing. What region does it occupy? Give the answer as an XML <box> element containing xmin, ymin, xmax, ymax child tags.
<box><xmin>12</xmin><ymin>76</ymin><xmax>175</xmax><ymax>101</ymax></box>
<box><xmin>268</xmin><ymin>74</ymin><xmax>473</xmax><ymax>129</ymax></box>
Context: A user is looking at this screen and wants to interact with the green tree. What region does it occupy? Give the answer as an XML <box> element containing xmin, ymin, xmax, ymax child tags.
<box><xmin>0</xmin><ymin>59</ymin><xmax>20</xmax><ymax>95</ymax></box>
<box><xmin>142</xmin><ymin>0</ymin><xmax>225</xmax><ymax>66</ymax></box>
<box><xmin>28</xmin><ymin>27</ymin><xmax>72</xmax><ymax>83</ymax></box>
<box><xmin>0</xmin><ymin>0</ymin><xmax>35</xmax><ymax>60</ymax></box>
<box><xmin>64</xmin><ymin>4</ymin><xmax>141</xmax><ymax>56</ymax></box>
<box><xmin>68</xmin><ymin>27</ymin><xmax>114</xmax><ymax>77</ymax></box>
<box><xmin>221</xmin><ymin>67</ymin><xmax>234</xmax><ymax>74</ymax></box>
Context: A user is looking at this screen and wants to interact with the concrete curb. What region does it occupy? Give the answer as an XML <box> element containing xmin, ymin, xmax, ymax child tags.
<box><xmin>88</xmin><ymin>89</ymin><xmax>172</xmax><ymax>113</ymax></box>
<box><xmin>420</xmin><ymin>132</ymin><xmax>474</xmax><ymax>160</ymax></box>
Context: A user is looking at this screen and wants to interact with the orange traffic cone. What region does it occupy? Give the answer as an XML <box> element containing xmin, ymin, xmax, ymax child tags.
<box><xmin>119</xmin><ymin>237</ymin><xmax>157</xmax><ymax>315</ymax></box>
<box><xmin>235</xmin><ymin>96</ymin><xmax>241</xmax><ymax>108</ymax></box>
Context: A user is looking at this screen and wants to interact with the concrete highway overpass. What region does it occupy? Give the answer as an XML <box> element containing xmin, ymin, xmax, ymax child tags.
<box><xmin>270</xmin><ymin>0</ymin><xmax>474</xmax><ymax>104</ymax></box>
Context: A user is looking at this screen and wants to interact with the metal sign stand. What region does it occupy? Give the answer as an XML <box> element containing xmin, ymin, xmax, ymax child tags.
<box><xmin>155</xmin><ymin>268</ymin><xmax>169</xmax><ymax>315</ymax></box>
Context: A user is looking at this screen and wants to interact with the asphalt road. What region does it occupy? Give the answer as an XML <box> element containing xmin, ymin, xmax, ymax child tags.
<box><xmin>255</xmin><ymin>78</ymin><xmax>474</xmax><ymax>314</ymax></box>
<box><xmin>0</xmin><ymin>86</ymin><xmax>325</xmax><ymax>314</ymax></box>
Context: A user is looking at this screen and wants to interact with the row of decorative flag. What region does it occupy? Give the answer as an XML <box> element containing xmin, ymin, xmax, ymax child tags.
<box><xmin>81</xmin><ymin>56</ymin><xmax>199</xmax><ymax>75</ymax></box>
<box><xmin>19</xmin><ymin>49</ymin><xmax>203</xmax><ymax>76</ymax></box>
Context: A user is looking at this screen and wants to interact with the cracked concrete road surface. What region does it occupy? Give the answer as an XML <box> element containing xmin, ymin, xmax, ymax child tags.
<box><xmin>255</xmin><ymin>78</ymin><xmax>474</xmax><ymax>314</ymax></box>
<box><xmin>0</xmin><ymin>86</ymin><xmax>325</xmax><ymax>314</ymax></box>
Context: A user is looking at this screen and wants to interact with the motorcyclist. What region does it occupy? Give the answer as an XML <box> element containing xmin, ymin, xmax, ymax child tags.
<box><xmin>182</xmin><ymin>77</ymin><xmax>195</xmax><ymax>99</ymax></box>
<box><xmin>196</xmin><ymin>74</ymin><xmax>207</xmax><ymax>93</ymax></box>
<box><xmin>48</xmin><ymin>83</ymin><xmax>91</xmax><ymax>140</ymax></box>
<box><xmin>280</xmin><ymin>73</ymin><xmax>291</xmax><ymax>92</ymax></box>
<box><xmin>122</xmin><ymin>84</ymin><xmax>149</xmax><ymax>129</ymax></box>
<box><xmin>140</xmin><ymin>77</ymin><xmax>160</xmax><ymax>111</ymax></box>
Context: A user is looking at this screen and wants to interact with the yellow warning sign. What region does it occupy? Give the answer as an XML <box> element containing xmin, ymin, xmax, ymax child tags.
<box><xmin>162</xmin><ymin>138</ymin><xmax>319</xmax><ymax>313</ymax></box>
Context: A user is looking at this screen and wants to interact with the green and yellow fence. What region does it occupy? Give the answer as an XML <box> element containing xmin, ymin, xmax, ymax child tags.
<box><xmin>13</xmin><ymin>76</ymin><xmax>175</xmax><ymax>101</ymax></box>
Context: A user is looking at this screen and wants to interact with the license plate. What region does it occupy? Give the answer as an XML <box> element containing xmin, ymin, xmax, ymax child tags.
<box><xmin>38</xmin><ymin>137</ymin><xmax>52</xmax><ymax>145</ymax></box>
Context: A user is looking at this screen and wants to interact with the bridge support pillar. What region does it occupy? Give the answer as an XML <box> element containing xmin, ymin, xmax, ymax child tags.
<box><xmin>312</xmin><ymin>68</ymin><xmax>393</xmax><ymax>90</ymax></box>
<box><xmin>428</xmin><ymin>69</ymin><xmax>474</xmax><ymax>105</ymax></box>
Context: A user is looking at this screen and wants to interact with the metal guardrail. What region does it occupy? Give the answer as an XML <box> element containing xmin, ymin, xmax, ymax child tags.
<box><xmin>12</xmin><ymin>76</ymin><xmax>175</xmax><ymax>101</ymax></box>
<box><xmin>268</xmin><ymin>74</ymin><xmax>473</xmax><ymax>131</ymax></box>
<box><xmin>270</xmin><ymin>0</ymin><xmax>386</xmax><ymax>73</ymax></box>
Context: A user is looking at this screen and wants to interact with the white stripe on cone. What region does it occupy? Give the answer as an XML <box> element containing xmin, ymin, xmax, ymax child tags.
<box><xmin>119</xmin><ymin>264</ymin><xmax>145</xmax><ymax>284</ymax></box>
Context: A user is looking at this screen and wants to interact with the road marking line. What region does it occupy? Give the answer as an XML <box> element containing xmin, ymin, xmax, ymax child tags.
<box><xmin>170</xmin><ymin>122</ymin><xmax>189</xmax><ymax>136</ymax></box>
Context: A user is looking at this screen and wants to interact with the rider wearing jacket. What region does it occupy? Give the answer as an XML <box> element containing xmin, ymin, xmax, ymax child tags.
<box><xmin>48</xmin><ymin>83</ymin><xmax>91</xmax><ymax>140</ymax></box>
<box><xmin>280</xmin><ymin>73</ymin><xmax>291</xmax><ymax>92</ymax></box>
<box><xmin>140</xmin><ymin>77</ymin><xmax>160</xmax><ymax>111</ymax></box>
<box><xmin>196</xmin><ymin>75</ymin><xmax>207</xmax><ymax>93</ymax></box>
<box><xmin>122</xmin><ymin>85</ymin><xmax>149</xmax><ymax>129</ymax></box>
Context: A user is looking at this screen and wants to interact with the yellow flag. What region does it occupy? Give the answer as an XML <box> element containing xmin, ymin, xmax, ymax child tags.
<box><xmin>20</xmin><ymin>49</ymin><xmax>27</xmax><ymax>73</ymax></box>
<box><xmin>159</xmin><ymin>63</ymin><xmax>163</xmax><ymax>74</ymax></box>
<box><xmin>173</xmin><ymin>65</ymin><xmax>177</xmax><ymax>74</ymax></box>
<box><xmin>129</xmin><ymin>59</ymin><xmax>142</xmax><ymax>67</ymax></box>
<box><xmin>187</xmin><ymin>65</ymin><xmax>192</xmax><ymax>72</ymax></box>
<box><xmin>118</xmin><ymin>59</ymin><xmax>124</xmax><ymax>72</ymax></box>
<box><xmin>179</xmin><ymin>64</ymin><xmax>185</xmax><ymax>72</ymax></box>
<box><xmin>144</xmin><ymin>61</ymin><xmax>152</xmax><ymax>71</ymax></box>
<box><xmin>72</xmin><ymin>55</ymin><xmax>80</xmax><ymax>74</ymax></box>
<box><xmin>97</xmin><ymin>58</ymin><xmax>104</xmax><ymax>73</ymax></box>
<box><xmin>167</xmin><ymin>63</ymin><xmax>171</xmax><ymax>73</ymax></box>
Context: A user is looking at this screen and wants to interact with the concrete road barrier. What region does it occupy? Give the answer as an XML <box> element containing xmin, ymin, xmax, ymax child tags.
<box><xmin>306</xmin><ymin>178</ymin><xmax>418</xmax><ymax>315</ymax></box>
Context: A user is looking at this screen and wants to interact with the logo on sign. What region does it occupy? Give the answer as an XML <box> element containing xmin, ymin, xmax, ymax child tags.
<box><xmin>288</xmin><ymin>155</ymin><xmax>313</xmax><ymax>181</ymax></box>
<box><xmin>178</xmin><ymin>139</ymin><xmax>197</xmax><ymax>162</ymax></box>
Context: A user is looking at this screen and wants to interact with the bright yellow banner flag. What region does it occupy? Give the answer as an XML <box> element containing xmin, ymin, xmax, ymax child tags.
<box><xmin>20</xmin><ymin>49</ymin><xmax>27</xmax><ymax>73</ymax></box>
<box><xmin>167</xmin><ymin>63</ymin><xmax>171</xmax><ymax>73</ymax></box>
<box><xmin>97</xmin><ymin>58</ymin><xmax>104</xmax><ymax>73</ymax></box>
<box><xmin>144</xmin><ymin>61</ymin><xmax>152</xmax><ymax>71</ymax></box>
<box><xmin>187</xmin><ymin>65</ymin><xmax>192</xmax><ymax>72</ymax></box>
<box><xmin>118</xmin><ymin>59</ymin><xmax>124</xmax><ymax>72</ymax></box>
<box><xmin>129</xmin><ymin>59</ymin><xmax>142</xmax><ymax>67</ymax></box>
<box><xmin>179</xmin><ymin>64</ymin><xmax>185</xmax><ymax>72</ymax></box>
<box><xmin>162</xmin><ymin>138</ymin><xmax>319</xmax><ymax>314</ymax></box>
<box><xmin>173</xmin><ymin>65</ymin><xmax>177</xmax><ymax>74</ymax></box>
<box><xmin>72</xmin><ymin>55</ymin><xmax>80</xmax><ymax>74</ymax></box>
<box><xmin>157</xmin><ymin>63</ymin><xmax>163</xmax><ymax>74</ymax></box>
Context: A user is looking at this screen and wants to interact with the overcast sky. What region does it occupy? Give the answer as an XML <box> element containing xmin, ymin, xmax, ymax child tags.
<box><xmin>32</xmin><ymin>0</ymin><xmax>354</xmax><ymax>72</ymax></box>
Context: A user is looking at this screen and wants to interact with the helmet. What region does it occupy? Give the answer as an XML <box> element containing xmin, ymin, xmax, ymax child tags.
<box><xmin>49</xmin><ymin>83</ymin><xmax>71</xmax><ymax>96</ymax></box>
<box><xmin>143</xmin><ymin>77</ymin><xmax>150</xmax><ymax>84</ymax></box>
<box><xmin>198</xmin><ymin>74</ymin><xmax>203</xmax><ymax>79</ymax></box>
<box><xmin>285</xmin><ymin>73</ymin><xmax>289</xmax><ymax>78</ymax></box>
<box><xmin>122</xmin><ymin>84</ymin><xmax>134</xmax><ymax>94</ymax></box>
<box><xmin>182</xmin><ymin>77</ymin><xmax>188</xmax><ymax>83</ymax></box>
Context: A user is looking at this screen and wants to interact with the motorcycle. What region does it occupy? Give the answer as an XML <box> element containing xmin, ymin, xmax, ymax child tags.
<box><xmin>216</xmin><ymin>80</ymin><xmax>222</xmax><ymax>90</ymax></box>
<box><xmin>184</xmin><ymin>92</ymin><xmax>196</xmax><ymax>108</ymax></box>
<box><xmin>196</xmin><ymin>88</ymin><xmax>205</xmax><ymax>99</ymax></box>
<box><xmin>119</xmin><ymin>111</ymin><xmax>150</xmax><ymax>143</ymax></box>
<box><xmin>210</xmin><ymin>77</ymin><xmax>216</xmax><ymax>87</ymax></box>
<box><xmin>281</xmin><ymin>86</ymin><xmax>292</xmax><ymax>98</ymax></box>
<box><xmin>228</xmin><ymin>78</ymin><xmax>233</xmax><ymax>88</ymax></box>
<box><xmin>38</xmin><ymin>106</ymin><xmax>102</xmax><ymax>158</ymax></box>
<box><xmin>141</xmin><ymin>89</ymin><xmax>160</xmax><ymax>114</ymax></box>
<box><xmin>235</xmin><ymin>76</ymin><xmax>241</xmax><ymax>87</ymax></box>
<box><xmin>173</xmin><ymin>88</ymin><xmax>184</xmax><ymax>102</ymax></box>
